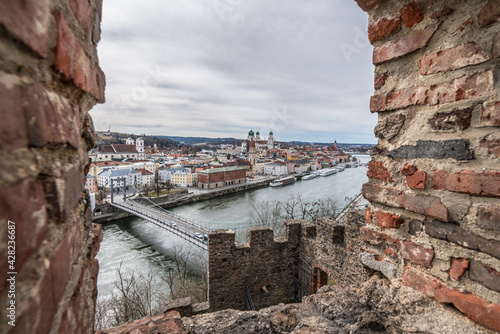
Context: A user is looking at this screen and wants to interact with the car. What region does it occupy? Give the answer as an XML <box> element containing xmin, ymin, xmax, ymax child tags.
<box><xmin>194</xmin><ymin>232</ymin><xmax>203</xmax><ymax>240</ymax></box>
<box><xmin>170</xmin><ymin>221</ymin><xmax>177</xmax><ymax>228</ymax></box>
<box><xmin>203</xmin><ymin>234</ymin><xmax>208</xmax><ymax>242</ymax></box>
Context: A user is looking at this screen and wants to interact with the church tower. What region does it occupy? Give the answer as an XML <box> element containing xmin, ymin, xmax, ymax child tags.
<box><xmin>249</xmin><ymin>140</ymin><xmax>257</xmax><ymax>174</ymax></box>
<box><xmin>247</xmin><ymin>129</ymin><xmax>255</xmax><ymax>141</ymax></box>
<box><xmin>136</xmin><ymin>137</ymin><xmax>145</xmax><ymax>160</ymax></box>
<box><xmin>268</xmin><ymin>130</ymin><xmax>274</xmax><ymax>149</ymax></box>
<box><xmin>255</xmin><ymin>131</ymin><xmax>261</xmax><ymax>140</ymax></box>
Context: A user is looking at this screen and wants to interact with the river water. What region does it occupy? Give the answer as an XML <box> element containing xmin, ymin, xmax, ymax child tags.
<box><xmin>96</xmin><ymin>155</ymin><xmax>370</xmax><ymax>298</ymax></box>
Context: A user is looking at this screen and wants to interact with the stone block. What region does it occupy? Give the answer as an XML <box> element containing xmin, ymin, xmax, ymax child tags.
<box><xmin>164</xmin><ymin>297</ymin><xmax>193</xmax><ymax>317</ymax></box>
<box><xmin>0</xmin><ymin>73</ymin><xmax>27</xmax><ymax>150</ymax></box>
<box><xmin>374</xmin><ymin>113</ymin><xmax>405</xmax><ymax>141</ymax></box>
<box><xmin>401</xmin><ymin>2</ymin><xmax>424</xmax><ymax>28</ymax></box>
<box><xmin>360</xmin><ymin>252</ymin><xmax>397</xmax><ymax>279</ymax></box>
<box><xmin>402</xmin><ymin>164</ymin><xmax>426</xmax><ymax>189</ymax></box>
<box><xmin>354</xmin><ymin>0</ymin><xmax>381</xmax><ymax>12</ymax></box>
<box><xmin>408</xmin><ymin>219</ymin><xmax>423</xmax><ymax>236</ymax></box>
<box><xmin>481</xmin><ymin>101</ymin><xmax>500</xmax><ymax>126</ymax></box>
<box><xmin>469</xmin><ymin>261</ymin><xmax>500</xmax><ymax>293</ymax></box>
<box><xmin>69</xmin><ymin>0</ymin><xmax>92</xmax><ymax>35</ymax></box>
<box><xmin>388</xmin><ymin>140</ymin><xmax>473</xmax><ymax>160</ymax></box>
<box><xmin>478</xmin><ymin>206</ymin><xmax>500</xmax><ymax>231</ymax></box>
<box><xmin>396</xmin><ymin>240</ymin><xmax>434</xmax><ymax>268</ymax></box>
<box><xmin>419</xmin><ymin>43</ymin><xmax>488</xmax><ymax>75</ymax></box>
<box><xmin>373</xmin><ymin>23</ymin><xmax>439</xmax><ymax>64</ymax></box>
<box><xmin>480</xmin><ymin>138</ymin><xmax>500</xmax><ymax>158</ymax></box>
<box><xmin>430</xmin><ymin>8</ymin><xmax>453</xmax><ymax>19</ymax></box>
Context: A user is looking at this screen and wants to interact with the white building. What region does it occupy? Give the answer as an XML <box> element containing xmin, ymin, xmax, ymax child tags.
<box><xmin>158</xmin><ymin>167</ymin><xmax>191</xmax><ymax>183</ymax></box>
<box><xmin>263</xmin><ymin>162</ymin><xmax>288</xmax><ymax>176</ymax></box>
<box><xmin>97</xmin><ymin>169</ymin><xmax>142</xmax><ymax>189</ymax></box>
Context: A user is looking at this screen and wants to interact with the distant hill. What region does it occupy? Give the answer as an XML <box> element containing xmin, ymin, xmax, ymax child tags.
<box><xmin>289</xmin><ymin>141</ymin><xmax>374</xmax><ymax>147</ymax></box>
<box><xmin>159</xmin><ymin>136</ymin><xmax>242</xmax><ymax>146</ymax></box>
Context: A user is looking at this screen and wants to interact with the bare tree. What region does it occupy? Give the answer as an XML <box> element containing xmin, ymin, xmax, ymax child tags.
<box><xmin>153</xmin><ymin>169</ymin><xmax>164</xmax><ymax>197</ymax></box>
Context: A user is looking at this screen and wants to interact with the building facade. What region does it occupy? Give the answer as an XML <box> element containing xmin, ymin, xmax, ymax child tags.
<box><xmin>197</xmin><ymin>167</ymin><xmax>246</xmax><ymax>189</ymax></box>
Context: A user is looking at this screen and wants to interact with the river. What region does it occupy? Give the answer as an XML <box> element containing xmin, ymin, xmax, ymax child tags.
<box><xmin>96</xmin><ymin>154</ymin><xmax>370</xmax><ymax>299</ymax></box>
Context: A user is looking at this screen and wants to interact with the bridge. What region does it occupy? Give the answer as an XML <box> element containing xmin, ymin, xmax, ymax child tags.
<box><xmin>110</xmin><ymin>179</ymin><xmax>209</xmax><ymax>250</ymax></box>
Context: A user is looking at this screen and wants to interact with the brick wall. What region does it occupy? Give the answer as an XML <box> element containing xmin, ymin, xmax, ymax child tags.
<box><xmin>0</xmin><ymin>1</ymin><xmax>105</xmax><ymax>333</ymax></box>
<box><xmin>357</xmin><ymin>0</ymin><xmax>500</xmax><ymax>331</ymax></box>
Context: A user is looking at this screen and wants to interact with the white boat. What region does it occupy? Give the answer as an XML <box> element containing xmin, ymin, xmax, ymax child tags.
<box><xmin>302</xmin><ymin>174</ymin><xmax>317</xmax><ymax>180</ymax></box>
<box><xmin>337</xmin><ymin>166</ymin><xmax>345</xmax><ymax>172</ymax></box>
<box><xmin>270</xmin><ymin>176</ymin><xmax>297</xmax><ymax>187</ymax></box>
<box><xmin>318</xmin><ymin>168</ymin><xmax>337</xmax><ymax>177</ymax></box>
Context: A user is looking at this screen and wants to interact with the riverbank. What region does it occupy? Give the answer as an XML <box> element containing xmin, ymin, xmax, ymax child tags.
<box><xmin>93</xmin><ymin>178</ymin><xmax>273</xmax><ymax>223</ymax></box>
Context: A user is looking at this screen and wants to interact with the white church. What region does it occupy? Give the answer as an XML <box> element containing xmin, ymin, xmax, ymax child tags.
<box><xmin>241</xmin><ymin>130</ymin><xmax>275</xmax><ymax>153</ymax></box>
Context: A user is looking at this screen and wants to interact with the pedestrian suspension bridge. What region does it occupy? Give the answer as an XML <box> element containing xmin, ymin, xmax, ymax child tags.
<box><xmin>110</xmin><ymin>179</ymin><xmax>210</xmax><ymax>250</ymax></box>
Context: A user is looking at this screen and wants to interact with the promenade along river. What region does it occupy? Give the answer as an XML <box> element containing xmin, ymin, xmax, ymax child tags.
<box><xmin>96</xmin><ymin>155</ymin><xmax>370</xmax><ymax>298</ymax></box>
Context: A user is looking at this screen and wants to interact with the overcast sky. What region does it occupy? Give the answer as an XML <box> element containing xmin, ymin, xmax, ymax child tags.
<box><xmin>90</xmin><ymin>0</ymin><xmax>376</xmax><ymax>144</ymax></box>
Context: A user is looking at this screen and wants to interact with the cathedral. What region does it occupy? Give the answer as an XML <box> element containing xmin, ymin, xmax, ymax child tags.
<box><xmin>241</xmin><ymin>129</ymin><xmax>275</xmax><ymax>153</ymax></box>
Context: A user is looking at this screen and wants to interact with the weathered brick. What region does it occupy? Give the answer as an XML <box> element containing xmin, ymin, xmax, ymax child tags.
<box><xmin>0</xmin><ymin>180</ymin><xmax>47</xmax><ymax>296</ymax></box>
<box><xmin>428</xmin><ymin>108</ymin><xmax>472</xmax><ymax>131</ymax></box>
<box><xmin>0</xmin><ymin>73</ymin><xmax>28</xmax><ymax>150</ymax></box>
<box><xmin>23</xmin><ymin>83</ymin><xmax>81</xmax><ymax>148</ymax></box>
<box><xmin>470</xmin><ymin>261</ymin><xmax>500</xmax><ymax>293</ymax></box>
<box><xmin>478</xmin><ymin>206</ymin><xmax>500</xmax><ymax>231</ymax></box>
<box><xmin>0</xmin><ymin>0</ymin><xmax>50</xmax><ymax>57</ymax></box>
<box><xmin>402</xmin><ymin>164</ymin><xmax>426</xmax><ymax>189</ymax></box>
<box><xmin>375</xmin><ymin>210</ymin><xmax>404</xmax><ymax>229</ymax></box>
<box><xmin>449</xmin><ymin>258</ymin><xmax>469</xmax><ymax>280</ymax></box>
<box><xmin>388</xmin><ymin>140</ymin><xmax>473</xmax><ymax>160</ymax></box>
<box><xmin>419</xmin><ymin>43</ymin><xmax>488</xmax><ymax>75</ymax></box>
<box><xmin>374</xmin><ymin>73</ymin><xmax>388</xmax><ymax>90</ymax></box>
<box><xmin>367</xmin><ymin>160</ymin><xmax>393</xmax><ymax>182</ymax></box>
<box><xmin>69</xmin><ymin>0</ymin><xmax>92</xmax><ymax>35</ymax></box>
<box><xmin>403</xmin><ymin>266</ymin><xmax>500</xmax><ymax>332</ymax></box>
<box><xmin>430</xmin><ymin>8</ymin><xmax>452</xmax><ymax>19</ymax></box>
<box><xmin>494</xmin><ymin>32</ymin><xmax>500</xmax><ymax>58</ymax></box>
<box><xmin>365</xmin><ymin>206</ymin><xmax>373</xmax><ymax>224</ymax></box>
<box><xmin>478</xmin><ymin>0</ymin><xmax>500</xmax><ymax>27</ymax></box>
<box><xmin>368</xmin><ymin>15</ymin><xmax>400</xmax><ymax>44</ymax></box>
<box><xmin>362</xmin><ymin>182</ymin><xmax>448</xmax><ymax>222</ymax></box>
<box><xmin>354</xmin><ymin>0</ymin><xmax>381</xmax><ymax>12</ymax></box>
<box><xmin>432</xmin><ymin>169</ymin><xmax>500</xmax><ymax>198</ymax></box>
<box><xmin>55</xmin><ymin>12</ymin><xmax>76</xmax><ymax>79</ymax></box>
<box><xmin>371</xmin><ymin>71</ymin><xmax>494</xmax><ymax>112</ymax></box>
<box><xmin>401</xmin><ymin>2</ymin><xmax>423</xmax><ymax>28</ymax></box>
<box><xmin>454</xmin><ymin>18</ymin><xmax>474</xmax><ymax>35</ymax></box>
<box><xmin>373</xmin><ymin>23</ymin><xmax>439</xmax><ymax>64</ymax></box>
<box><xmin>481</xmin><ymin>101</ymin><xmax>500</xmax><ymax>126</ymax></box>
<box><xmin>480</xmin><ymin>138</ymin><xmax>500</xmax><ymax>157</ymax></box>
<box><xmin>397</xmin><ymin>240</ymin><xmax>434</xmax><ymax>268</ymax></box>
<box><xmin>425</xmin><ymin>219</ymin><xmax>500</xmax><ymax>259</ymax></box>
<box><xmin>374</xmin><ymin>113</ymin><xmax>405</xmax><ymax>141</ymax></box>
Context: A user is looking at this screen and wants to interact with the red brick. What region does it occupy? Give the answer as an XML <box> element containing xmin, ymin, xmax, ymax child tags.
<box><xmin>481</xmin><ymin>138</ymin><xmax>500</xmax><ymax>157</ymax></box>
<box><xmin>402</xmin><ymin>164</ymin><xmax>426</xmax><ymax>189</ymax></box>
<box><xmin>373</xmin><ymin>23</ymin><xmax>439</xmax><ymax>64</ymax></box>
<box><xmin>396</xmin><ymin>240</ymin><xmax>434</xmax><ymax>268</ymax></box>
<box><xmin>0</xmin><ymin>0</ymin><xmax>50</xmax><ymax>57</ymax></box>
<box><xmin>24</xmin><ymin>83</ymin><xmax>80</xmax><ymax>148</ymax></box>
<box><xmin>365</xmin><ymin>206</ymin><xmax>373</xmax><ymax>224</ymax></box>
<box><xmin>494</xmin><ymin>32</ymin><xmax>500</xmax><ymax>58</ymax></box>
<box><xmin>449</xmin><ymin>258</ymin><xmax>469</xmax><ymax>280</ymax></box>
<box><xmin>478</xmin><ymin>0</ymin><xmax>500</xmax><ymax>27</ymax></box>
<box><xmin>368</xmin><ymin>15</ymin><xmax>400</xmax><ymax>44</ymax></box>
<box><xmin>69</xmin><ymin>0</ymin><xmax>92</xmax><ymax>35</ymax></box>
<box><xmin>430</xmin><ymin>8</ymin><xmax>452</xmax><ymax>19</ymax></box>
<box><xmin>360</xmin><ymin>226</ymin><xmax>396</xmax><ymax>245</ymax></box>
<box><xmin>354</xmin><ymin>0</ymin><xmax>381</xmax><ymax>12</ymax></box>
<box><xmin>374</xmin><ymin>74</ymin><xmax>388</xmax><ymax>90</ymax></box>
<box><xmin>371</xmin><ymin>71</ymin><xmax>494</xmax><ymax>112</ymax></box>
<box><xmin>363</xmin><ymin>182</ymin><xmax>448</xmax><ymax>222</ymax></box>
<box><xmin>61</xmin><ymin>165</ymin><xmax>85</xmax><ymax>219</ymax></box>
<box><xmin>367</xmin><ymin>160</ymin><xmax>393</xmax><ymax>181</ymax></box>
<box><xmin>432</xmin><ymin>169</ymin><xmax>500</xmax><ymax>198</ymax></box>
<box><xmin>419</xmin><ymin>42</ymin><xmax>488</xmax><ymax>75</ymax></box>
<box><xmin>401</xmin><ymin>2</ymin><xmax>424</xmax><ymax>28</ymax></box>
<box><xmin>0</xmin><ymin>180</ymin><xmax>47</xmax><ymax>296</ymax></box>
<box><xmin>478</xmin><ymin>206</ymin><xmax>500</xmax><ymax>232</ymax></box>
<box><xmin>384</xmin><ymin>248</ymin><xmax>396</xmax><ymax>257</ymax></box>
<box><xmin>55</xmin><ymin>12</ymin><xmax>76</xmax><ymax>79</ymax></box>
<box><xmin>403</xmin><ymin>266</ymin><xmax>500</xmax><ymax>332</ymax></box>
<box><xmin>482</xmin><ymin>101</ymin><xmax>500</xmax><ymax>126</ymax></box>
<box><xmin>55</xmin><ymin>12</ymin><xmax>106</xmax><ymax>103</ymax></box>
<box><xmin>0</xmin><ymin>73</ymin><xmax>28</xmax><ymax>150</ymax></box>
<box><xmin>375</xmin><ymin>210</ymin><xmax>404</xmax><ymax>229</ymax></box>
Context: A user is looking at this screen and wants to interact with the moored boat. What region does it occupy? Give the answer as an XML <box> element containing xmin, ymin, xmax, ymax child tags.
<box><xmin>302</xmin><ymin>173</ymin><xmax>317</xmax><ymax>180</ymax></box>
<box><xmin>270</xmin><ymin>176</ymin><xmax>297</xmax><ymax>187</ymax></box>
<box><xmin>318</xmin><ymin>168</ymin><xmax>337</xmax><ymax>177</ymax></box>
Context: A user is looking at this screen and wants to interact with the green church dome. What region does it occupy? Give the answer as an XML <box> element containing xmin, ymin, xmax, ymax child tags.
<box><xmin>248</xmin><ymin>129</ymin><xmax>254</xmax><ymax>136</ymax></box>
<box><xmin>269</xmin><ymin>130</ymin><xmax>273</xmax><ymax>135</ymax></box>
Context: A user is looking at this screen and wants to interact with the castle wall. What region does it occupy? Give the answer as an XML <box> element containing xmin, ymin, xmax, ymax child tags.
<box><xmin>357</xmin><ymin>0</ymin><xmax>500</xmax><ymax>331</ymax></box>
<box><xmin>0</xmin><ymin>0</ymin><xmax>105</xmax><ymax>333</ymax></box>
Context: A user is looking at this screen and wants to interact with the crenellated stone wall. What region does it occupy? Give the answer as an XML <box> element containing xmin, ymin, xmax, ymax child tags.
<box><xmin>0</xmin><ymin>0</ymin><xmax>105</xmax><ymax>333</ymax></box>
<box><xmin>357</xmin><ymin>0</ymin><xmax>500</xmax><ymax>331</ymax></box>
